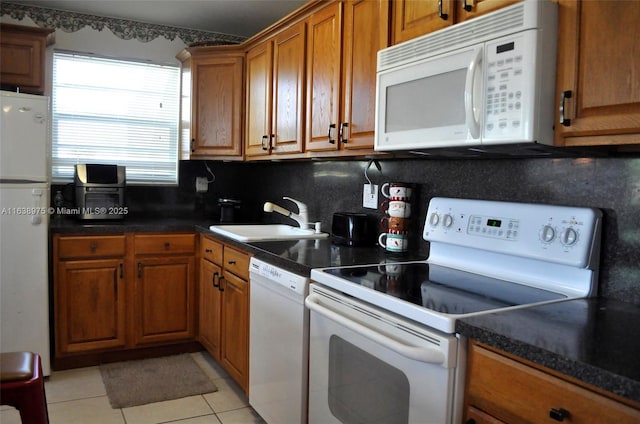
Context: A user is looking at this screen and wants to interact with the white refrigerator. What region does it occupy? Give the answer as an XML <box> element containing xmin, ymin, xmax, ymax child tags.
<box><xmin>0</xmin><ymin>91</ymin><xmax>51</xmax><ymax>375</ymax></box>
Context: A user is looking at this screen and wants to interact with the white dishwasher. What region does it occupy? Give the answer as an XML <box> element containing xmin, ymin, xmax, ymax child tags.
<box><xmin>249</xmin><ymin>257</ymin><xmax>310</xmax><ymax>424</ymax></box>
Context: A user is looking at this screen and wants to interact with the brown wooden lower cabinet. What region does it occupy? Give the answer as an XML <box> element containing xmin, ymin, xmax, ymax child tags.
<box><xmin>53</xmin><ymin>233</ymin><xmax>197</xmax><ymax>366</ymax></box>
<box><xmin>199</xmin><ymin>258</ymin><xmax>223</xmax><ymax>356</ymax></box>
<box><xmin>198</xmin><ymin>235</ymin><xmax>250</xmax><ymax>393</ymax></box>
<box><xmin>56</xmin><ymin>258</ymin><xmax>126</xmax><ymax>354</ymax></box>
<box><xmin>218</xmin><ymin>269</ymin><xmax>248</xmax><ymax>390</ymax></box>
<box><xmin>464</xmin><ymin>341</ymin><xmax>640</xmax><ymax>424</ymax></box>
<box><xmin>134</xmin><ymin>255</ymin><xmax>196</xmax><ymax>346</ymax></box>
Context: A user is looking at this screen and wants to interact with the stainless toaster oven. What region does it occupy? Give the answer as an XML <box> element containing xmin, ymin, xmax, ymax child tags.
<box><xmin>74</xmin><ymin>164</ymin><xmax>126</xmax><ymax>220</ymax></box>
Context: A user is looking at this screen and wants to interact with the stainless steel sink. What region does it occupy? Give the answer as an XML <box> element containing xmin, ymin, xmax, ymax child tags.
<box><xmin>208</xmin><ymin>224</ymin><xmax>329</xmax><ymax>242</ymax></box>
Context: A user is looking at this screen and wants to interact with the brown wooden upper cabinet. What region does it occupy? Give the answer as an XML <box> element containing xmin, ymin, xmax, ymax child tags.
<box><xmin>392</xmin><ymin>0</ymin><xmax>518</xmax><ymax>45</ymax></box>
<box><xmin>0</xmin><ymin>24</ymin><xmax>55</xmax><ymax>95</ymax></box>
<box><xmin>554</xmin><ymin>0</ymin><xmax>640</xmax><ymax>147</ymax></box>
<box><xmin>306</xmin><ymin>0</ymin><xmax>390</xmax><ymax>153</ymax></box>
<box><xmin>185</xmin><ymin>48</ymin><xmax>244</xmax><ymax>159</ymax></box>
<box><xmin>245</xmin><ymin>22</ymin><xmax>306</xmax><ymax>157</ymax></box>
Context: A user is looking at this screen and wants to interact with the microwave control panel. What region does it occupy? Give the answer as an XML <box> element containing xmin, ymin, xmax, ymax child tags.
<box><xmin>482</xmin><ymin>30</ymin><xmax>538</xmax><ymax>142</ymax></box>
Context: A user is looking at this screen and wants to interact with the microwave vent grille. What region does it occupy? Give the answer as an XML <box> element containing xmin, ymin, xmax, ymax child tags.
<box><xmin>379</xmin><ymin>2</ymin><xmax>531</xmax><ymax>71</ymax></box>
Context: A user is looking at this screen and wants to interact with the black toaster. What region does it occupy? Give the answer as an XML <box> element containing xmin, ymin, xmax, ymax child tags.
<box><xmin>331</xmin><ymin>212</ymin><xmax>375</xmax><ymax>247</ymax></box>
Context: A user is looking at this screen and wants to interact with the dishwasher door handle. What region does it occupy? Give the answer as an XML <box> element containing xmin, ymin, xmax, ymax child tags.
<box><xmin>305</xmin><ymin>294</ymin><xmax>446</xmax><ymax>365</ymax></box>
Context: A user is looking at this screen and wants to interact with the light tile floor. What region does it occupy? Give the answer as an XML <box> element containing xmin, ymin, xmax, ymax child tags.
<box><xmin>0</xmin><ymin>352</ymin><xmax>266</xmax><ymax>424</ymax></box>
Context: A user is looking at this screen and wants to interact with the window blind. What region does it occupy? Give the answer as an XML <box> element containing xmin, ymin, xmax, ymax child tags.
<box><xmin>52</xmin><ymin>52</ymin><xmax>180</xmax><ymax>184</ymax></box>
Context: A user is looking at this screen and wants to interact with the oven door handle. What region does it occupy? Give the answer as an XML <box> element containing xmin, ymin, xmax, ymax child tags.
<box><xmin>305</xmin><ymin>294</ymin><xmax>446</xmax><ymax>365</ymax></box>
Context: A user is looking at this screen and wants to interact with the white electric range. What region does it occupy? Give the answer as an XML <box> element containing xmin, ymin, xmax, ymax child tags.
<box><xmin>307</xmin><ymin>197</ymin><xmax>602</xmax><ymax>424</ymax></box>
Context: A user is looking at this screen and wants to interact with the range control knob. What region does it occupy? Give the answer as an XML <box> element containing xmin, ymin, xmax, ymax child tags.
<box><xmin>540</xmin><ymin>225</ymin><xmax>556</xmax><ymax>243</ymax></box>
<box><xmin>429</xmin><ymin>212</ymin><xmax>440</xmax><ymax>226</ymax></box>
<box><xmin>443</xmin><ymin>214</ymin><xmax>453</xmax><ymax>228</ymax></box>
<box><xmin>561</xmin><ymin>227</ymin><xmax>578</xmax><ymax>246</ymax></box>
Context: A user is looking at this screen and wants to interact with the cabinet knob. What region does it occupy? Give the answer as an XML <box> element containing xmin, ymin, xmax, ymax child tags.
<box><xmin>205</xmin><ymin>248</ymin><xmax>213</xmax><ymax>253</ymax></box>
<box><xmin>559</xmin><ymin>90</ymin><xmax>572</xmax><ymax>126</ymax></box>
<box><xmin>261</xmin><ymin>135</ymin><xmax>268</xmax><ymax>151</ymax></box>
<box><xmin>462</xmin><ymin>0</ymin><xmax>472</xmax><ymax>12</ymax></box>
<box><xmin>228</xmin><ymin>260</ymin><xmax>236</xmax><ymax>265</ymax></box>
<box><xmin>328</xmin><ymin>124</ymin><xmax>336</xmax><ymax>144</ymax></box>
<box><xmin>339</xmin><ymin>122</ymin><xmax>349</xmax><ymax>143</ymax></box>
<box><xmin>464</xmin><ymin>420</ymin><xmax>476</xmax><ymax>424</ymax></box>
<box><xmin>438</xmin><ymin>0</ymin><xmax>449</xmax><ymax>20</ymax></box>
<box><xmin>90</xmin><ymin>242</ymin><xmax>98</xmax><ymax>252</ymax></box>
<box><xmin>164</xmin><ymin>242</ymin><xmax>171</xmax><ymax>249</ymax></box>
<box><xmin>549</xmin><ymin>408</ymin><xmax>570</xmax><ymax>422</ymax></box>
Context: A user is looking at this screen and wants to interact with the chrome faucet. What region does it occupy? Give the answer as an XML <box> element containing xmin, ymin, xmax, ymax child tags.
<box><xmin>263</xmin><ymin>197</ymin><xmax>309</xmax><ymax>229</ymax></box>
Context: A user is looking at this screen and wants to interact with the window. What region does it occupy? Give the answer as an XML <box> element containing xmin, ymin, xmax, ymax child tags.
<box><xmin>52</xmin><ymin>52</ymin><xmax>180</xmax><ymax>184</ymax></box>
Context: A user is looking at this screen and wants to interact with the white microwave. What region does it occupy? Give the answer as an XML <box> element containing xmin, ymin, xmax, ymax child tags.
<box><xmin>375</xmin><ymin>1</ymin><xmax>558</xmax><ymax>152</ymax></box>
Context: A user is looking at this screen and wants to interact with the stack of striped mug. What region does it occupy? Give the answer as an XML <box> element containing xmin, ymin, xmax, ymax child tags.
<box><xmin>379</xmin><ymin>182</ymin><xmax>413</xmax><ymax>254</ymax></box>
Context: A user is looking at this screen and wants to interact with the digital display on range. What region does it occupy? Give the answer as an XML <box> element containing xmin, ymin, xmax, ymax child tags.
<box><xmin>487</xmin><ymin>219</ymin><xmax>502</xmax><ymax>228</ymax></box>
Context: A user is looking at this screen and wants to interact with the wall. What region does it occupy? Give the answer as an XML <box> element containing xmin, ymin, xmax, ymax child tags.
<box><xmin>8</xmin><ymin>13</ymin><xmax>638</xmax><ymax>305</ymax></box>
<box><xmin>129</xmin><ymin>155</ymin><xmax>639</xmax><ymax>305</ymax></box>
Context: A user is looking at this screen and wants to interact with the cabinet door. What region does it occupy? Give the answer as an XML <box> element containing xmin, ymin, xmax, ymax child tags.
<box><xmin>56</xmin><ymin>259</ymin><xmax>126</xmax><ymax>354</ymax></box>
<box><xmin>463</xmin><ymin>405</ymin><xmax>506</xmax><ymax>424</ymax></box>
<box><xmin>455</xmin><ymin>0</ymin><xmax>520</xmax><ymax>23</ymax></box>
<box><xmin>466</xmin><ymin>343</ymin><xmax>640</xmax><ymax>423</ymax></box>
<box><xmin>245</xmin><ymin>41</ymin><xmax>274</xmax><ymax>157</ymax></box>
<box><xmin>306</xmin><ymin>2</ymin><xmax>343</xmax><ymax>152</ymax></box>
<box><xmin>341</xmin><ymin>0</ymin><xmax>390</xmax><ymax>149</ymax></box>
<box><xmin>0</xmin><ymin>24</ymin><xmax>53</xmax><ymax>94</ymax></box>
<box><xmin>220</xmin><ymin>270</ymin><xmax>249</xmax><ymax>392</ymax></box>
<box><xmin>555</xmin><ymin>0</ymin><xmax>640</xmax><ymax>146</ymax></box>
<box><xmin>272</xmin><ymin>22</ymin><xmax>306</xmax><ymax>154</ymax></box>
<box><xmin>191</xmin><ymin>54</ymin><xmax>244</xmax><ymax>157</ymax></box>
<box><xmin>199</xmin><ymin>259</ymin><xmax>222</xmax><ymax>360</ymax></box>
<box><xmin>134</xmin><ymin>256</ymin><xmax>195</xmax><ymax>345</ymax></box>
<box><xmin>392</xmin><ymin>0</ymin><xmax>453</xmax><ymax>45</ymax></box>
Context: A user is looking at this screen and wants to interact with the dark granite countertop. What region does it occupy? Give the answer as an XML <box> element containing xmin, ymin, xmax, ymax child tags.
<box><xmin>456</xmin><ymin>298</ymin><xmax>640</xmax><ymax>404</ymax></box>
<box><xmin>50</xmin><ymin>218</ymin><xmax>640</xmax><ymax>405</ymax></box>
<box><xmin>50</xmin><ymin>216</ymin><xmax>211</xmax><ymax>234</ymax></box>
<box><xmin>50</xmin><ymin>218</ymin><xmax>421</xmax><ymax>273</ymax></box>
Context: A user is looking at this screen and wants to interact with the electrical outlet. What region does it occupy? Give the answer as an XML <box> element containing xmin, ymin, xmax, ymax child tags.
<box><xmin>362</xmin><ymin>184</ymin><xmax>378</xmax><ymax>209</ymax></box>
<box><xmin>195</xmin><ymin>177</ymin><xmax>208</xmax><ymax>193</ymax></box>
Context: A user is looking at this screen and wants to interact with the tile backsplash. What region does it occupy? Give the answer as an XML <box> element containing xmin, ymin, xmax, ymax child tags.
<box><xmin>53</xmin><ymin>156</ymin><xmax>640</xmax><ymax>303</ymax></box>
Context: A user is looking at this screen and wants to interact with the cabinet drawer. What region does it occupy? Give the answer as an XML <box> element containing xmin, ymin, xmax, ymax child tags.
<box><xmin>223</xmin><ymin>246</ymin><xmax>250</xmax><ymax>280</ymax></box>
<box><xmin>134</xmin><ymin>234</ymin><xmax>195</xmax><ymax>255</ymax></box>
<box><xmin>57</xmin><ymin>235</ymin><xmax>126</xmax><ymax>259</ymax></box>
<box><xmin>466</xmin><ymin>344</ymin><xmax>640</xmax><ymax>423</ymax></box>
<box><xmin>201</xmin><ymin>236</ymin><xmax>223</xmax><ymax>265</ymax></box>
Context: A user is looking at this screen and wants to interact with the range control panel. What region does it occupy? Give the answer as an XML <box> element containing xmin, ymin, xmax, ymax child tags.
<box><xmin>423</xmin><ymin>197</ymin><xmax>602</xmax><ymax>269</ymax></box>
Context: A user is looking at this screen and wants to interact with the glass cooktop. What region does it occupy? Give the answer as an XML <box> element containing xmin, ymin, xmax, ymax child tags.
<box><xmin>323</xmin><ymin>262</ymin><xmax>567</xmax><ymax>315</ymax></box>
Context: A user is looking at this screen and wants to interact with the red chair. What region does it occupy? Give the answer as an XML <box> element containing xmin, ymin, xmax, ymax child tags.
<box><xmin>1</xmin><ymin>352</ymin><xmax>49</xmax><ymax>424</ymax></box>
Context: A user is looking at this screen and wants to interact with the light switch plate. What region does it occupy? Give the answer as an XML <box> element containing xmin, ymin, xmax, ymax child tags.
<box><xmin>363</xmin><ymin>184</ymin><xmax>378</xmax><ymax>209</ymax></box>
<box><xmin>196</xmin><ymin>177</ymin><xmax>208</xmax><ymax>193</ymax></box>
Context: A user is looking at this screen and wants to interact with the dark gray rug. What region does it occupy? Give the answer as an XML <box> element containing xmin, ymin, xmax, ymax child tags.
<box><xmin>99</xmin><ymin>354</ymin><xmax>218</xmax><ymax>408</ymax></box>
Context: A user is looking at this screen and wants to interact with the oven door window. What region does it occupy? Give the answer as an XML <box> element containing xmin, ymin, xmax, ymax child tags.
<box><xmin>328</xmin><ymin>335</ymin><xmax>409</xmax><ymax>424</ymax></box>
<box><xmin>307</xmin><ymin>286</ymin><xmax>459</xmax><ymax>424</ymax></box>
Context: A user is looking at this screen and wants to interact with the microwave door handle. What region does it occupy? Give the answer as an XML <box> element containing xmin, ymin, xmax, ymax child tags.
<box><xmin>305</xmin><ymin>294</ymin><xmax>446</xmax><ymax>365</ymax></box>
<box><xmin>464</xmin><ymin>46</ymin><xmax>483</xmax><ymax>140</ymax></box>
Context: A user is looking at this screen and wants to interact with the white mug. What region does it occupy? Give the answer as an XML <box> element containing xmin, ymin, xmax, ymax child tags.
<box><xmin>381</xmin><ymin>183</ymin><xmax>413</xmax><ymax>201</ymax></box>
<box><xmin>378</xmin><ymin>232</ymin><xmax>408</xmax><ymax>253</ymax></box>
<box><xmin>381</xmin><ymin>200</ymin><xmax>411</xmax><ymax>218</ymax></box>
